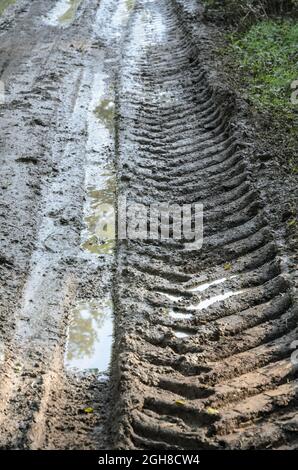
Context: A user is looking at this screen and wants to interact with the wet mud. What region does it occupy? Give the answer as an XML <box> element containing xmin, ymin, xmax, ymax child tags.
<box><xmin>0</xmin><ymin>0</ymin><xmax>297</xmax><ymax>450</ymax></box>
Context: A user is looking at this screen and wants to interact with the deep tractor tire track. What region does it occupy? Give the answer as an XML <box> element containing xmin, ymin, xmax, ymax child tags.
<box><xmin>113</xmin><ymin>0</ymin><xmax>298</xmax><ymax>450</ymax></box>
<box><xmin>0</xmin><ymin>0</ymin><xmax>297</xmax><ymax>451</ymax></box>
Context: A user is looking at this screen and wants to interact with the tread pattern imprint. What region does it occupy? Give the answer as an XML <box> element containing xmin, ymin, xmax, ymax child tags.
<box><xmin>112</xmin><ymin>0</ymin><xmax>298</xmax><ymax>450</ymax></box>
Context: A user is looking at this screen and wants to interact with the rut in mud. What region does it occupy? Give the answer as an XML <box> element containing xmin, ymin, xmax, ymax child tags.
<box><xmin>0</xmin><ymin>0</ymin><xmax>114</xmax><ymax>449</ymax></box>
<box><xmin>113</xmin><ymin>0</ymin><xmax>298</xmax><ymax>450</ymax></box>
<box><xmin>0</xmin><ymin>0</ymin><xmax>297</xmax><ymax>450</ymax></box>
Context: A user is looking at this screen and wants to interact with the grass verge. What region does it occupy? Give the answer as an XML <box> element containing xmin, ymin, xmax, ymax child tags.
<box><xmin>224</xmin><ymin>19</ymin><xmax>298</xmax><ymax>173</ymax></box>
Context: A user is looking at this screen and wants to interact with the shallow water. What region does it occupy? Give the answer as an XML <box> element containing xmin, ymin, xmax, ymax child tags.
<box><xmin>187</xmin><ymin>277</ymin><xmax>228</xmax><ymax>292</ymax></box>
<box><xmin>58</xmin><ymin>0</ymin><xmax>82</xmax><ymax>24</ymax></box>
<box><xmin>81</xmin><ymin>65</ymin><xmax>116</xmax><ymax>256</ymax></box>
<box><xmin>125</xmin><ymin>0</ymin><xmax>135</xmax><ymax>11</ymax></box>
<box><xmin>94</xmin><ymin>98</ymin><xmax>115</xmax><ymax>133</ymax></box>
<box><xmin>168</xmin><ymin>309</ymin><xmax>193</xmax><ymax>320</ymax></box>
<box><xmin>174</xmin><ymin>329</ymin><xmax>193</xmax><ymax>339</ymax></box>
<box><xmin>81</xmin><ymin>165</ymin><xmax>116</xmax><ymax>255</ymax></box>
<box><xmin>45</xmin><ymin>0</ymin><xmax>82</xmax><ymax>26</ymax></box>
<box><xmin>186</xmin><ymin>290</ymin><xmax>243</xmax><ymax>311</ymax></box>
<box><xmin>65</xmin><ymin>297</ymin><xmax>113</xmax><ymax>371</ymax></box>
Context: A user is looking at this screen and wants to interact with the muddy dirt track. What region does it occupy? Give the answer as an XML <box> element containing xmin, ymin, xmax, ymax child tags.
<box><xmin>0</xmin><ymin>0</ymin><xmax>297</xmax><ymax>450</ymax></box>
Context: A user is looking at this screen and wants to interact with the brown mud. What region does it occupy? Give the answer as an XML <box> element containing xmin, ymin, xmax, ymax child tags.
<box><xmin>0</xmin><ymin>0</ymin><xmax>297</xmax><ymax>450</ymax></box>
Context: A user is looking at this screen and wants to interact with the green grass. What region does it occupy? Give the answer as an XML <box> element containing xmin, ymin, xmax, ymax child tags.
<box><xmin>221</xmin><ymin>19</ymin><xmax>298</xmax><ymax>173</ymax></box>
<box><xmin>228</xmin><ymin>20</ymin><xmax>298</xmax><ymax>118</ymax></box>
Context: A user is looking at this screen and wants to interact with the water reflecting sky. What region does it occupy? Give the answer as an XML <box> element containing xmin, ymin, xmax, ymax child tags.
<box><xmin>65</xmin><ymin>297</ymin><xmax>113</xmax><ymax>371</ymax></box>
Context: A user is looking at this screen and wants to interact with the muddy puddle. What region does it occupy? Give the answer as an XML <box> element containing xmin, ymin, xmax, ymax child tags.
<box><xmin>94</xmin><ymin>99</ymin><xmax>115</xmax><ymax>134</ymax></box>
<box><xmin>160</xmin><ymin>277</ymin><xmax>241</xmax><ymax>320</ymax></box>
<box><xmin>125</xmin><ymin>0</ymin><xmax>135</xmax><ymax>10</ymax></box>
<box><xmin>174</xmin><ymin>329</ymin><xmax>193</xmax><ymax>339</ymax></box>
<box><xmin>69</xmin><ymin>64</ymin><xmax>116</xmax><ymax>372</ymax></box>
<box><xmin>185</xmin><ymin>290</ymin><xmax>243</xmax><ymax>311</ymax></box>
<box><xmin>45</xmin><ymin>0</ymin><xmax>82</xmax><ymax>26</ymax></box>
<box><xmin>81</xmin><ymin>165</ymin><xmax>116</xmax><ymax>256</ymax></box>
<box><xmin>79</xmin><ymin>60</ymin><xmax>117</xmax><ymax>256</ymax></box>
<box><xmin>0</xmin><ymin>0</ymin><xmax>16</xmax><ymax>16</ymax></box>
<box><xmin>168</xmin><ymin>309</ymin><xmax>193</xmax><ymax>320</ymax></box>
<box><xmin>65</xmin><ymin>297</ymin><xmax>114</xmax><ymax>373</ymax></box>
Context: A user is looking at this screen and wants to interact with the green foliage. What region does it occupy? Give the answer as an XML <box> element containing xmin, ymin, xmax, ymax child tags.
<box><xmin>204</xmin><ymin>1</ymin><xmax>298</xmax><ymax>170</ymax></box>
<box><xmin>222</xmin><ymin>19</ymin><xmax>298</xmax><ymax>171</ymax></box>
<box><xmin>229</xmin><ymin>20</ymin><xmax>298</xmax><ymax>116</ymax></box>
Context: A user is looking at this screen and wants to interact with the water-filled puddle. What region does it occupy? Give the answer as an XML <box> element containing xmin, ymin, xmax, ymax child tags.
<box><xmin>0</xmin><ymin>0</ymin><xmax>16</xmax><ymax>16</ymax></box>
<box><xmin>125</xmin><ymin>0</ymin><xmax>135</xmax><ymax>10</ymax></box>
<box><xmin>81</xmin><ymin>165</ymin><xmax>116</xmax><ymax>255</ymax></box>
<box><xmin>187</xmin><ymin>277</ymin><xmax>228</xmax><ymax>292</ymax></box>
<box><xmin>81</xmin><ymin>68</ymin><xmax>116</xmax><ymax>256</ymax></box>
<box><xmin>174</xmin><ymin>329</ymin><xmax>193</xmax><ymax>339</ymax></box>
<box><xmin>187</xmin><ymin>276</ymin><xmax>237</xmax><ymax>293</ymax></box>
<box><xmin>94</xmin><ymin>99</ymin><xmax>115</xmax><ymax>134</ymax></box>
<box><xmin>168</xmin><ymin>309</ymin><xmax>193</xmax><ymax>320</ymax></box>
<box><xmin>186</xmin><ymin>290</ymin><xmax>243</xmax><ymax>311</ymax></box>
<box><xmin>58</xmin><ymin>0</ymin><xmax>81</xmax><ymax>24</ymax></box>
<box><xmin>65</xmin><ymin>297</ymin><xmax>113</xmax><ymax>372</ymax></box>
<box><xmin>157</xmin><ymin>292</ymin><xmax>193</xmax><ymax>319</ymax></box>
<box><xmin>158</xmin><ymin>279</ymin><xmax>242</xmax><ymax>319</ymax></box>
<box><xmin>45</xmin><ymin>0</ymin><xmax>82</xmax><ymax>26</ymax></box>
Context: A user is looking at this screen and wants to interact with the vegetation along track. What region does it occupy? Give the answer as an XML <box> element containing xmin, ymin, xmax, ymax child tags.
<box><xmin>0</xmin><ymin>0</ymin><xmax>297</xmax><ymax>450</ymax></box>
<box><xmin>113</xmin><ymin>0</ymin><xmax>298</xmax><ymax>450</ymax></box>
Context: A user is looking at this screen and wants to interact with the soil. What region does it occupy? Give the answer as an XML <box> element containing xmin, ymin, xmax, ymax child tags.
<box><xmin>0</xmin><ymin>0</ymin><xmax>297</xmax><ymax>450</ymax></box>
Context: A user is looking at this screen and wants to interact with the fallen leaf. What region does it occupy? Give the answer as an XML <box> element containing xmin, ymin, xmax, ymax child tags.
<box><xmin>206</xmin><ymin>407</ymin><xmax>219</xmax><ymax>415</ymax></box>
<box><xmin>224</xmin><ymin>262</ymin><xmax>232</xmax><ymax>271</ymax></box>
<box><xmin>83</xmin><ymin>407</ymin><xmax>94</xmax><ymax>414</ymax></box>
<box><xmin>175</xmin><ymin>399</ymin><xmax>186</xmax><ymax>406</ymax></box>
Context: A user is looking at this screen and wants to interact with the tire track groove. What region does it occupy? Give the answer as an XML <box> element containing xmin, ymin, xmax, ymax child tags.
<box><xmin>112</xmin><ymin>0</ymin><xmax>297</xmax><ymax>449</ymax></box>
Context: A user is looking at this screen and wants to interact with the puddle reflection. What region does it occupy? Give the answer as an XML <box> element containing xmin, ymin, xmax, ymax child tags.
<box><xmin>59</xmin><ymin>0</ymin><xmax>82</xmax><ymax>24</ymax></box>
<box><xmin>81</xmin><ymin>166</ymin><xmax>116</xmax><ymax>255</ymax></box>
<box><xmin>125</xmin><ymin>0</ymin><xmax>135</xmax><ymax>11</ymax></box>
<box><xmin>45</xmin><ymin>0</ymin><xmax>82</xmax><ymax>26</ymax></box>
<box><xmin>174</xmin><ymin>329</ymin><xmax>193</xmax><ymax>339</ymax></box>
<box><xmin>0</xmin><ymin>0</ymin><xmax>16</xmax><ymax>16</ymax></box>
<box><xmin>94</xmin><ymin>99</ymin><xmax>115</xmax><ymax>133</ymax></box>
<box><xmin>65</xmin><ymin>297</ymin><xmax>113</xmax><ymax>371</ymax></box>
